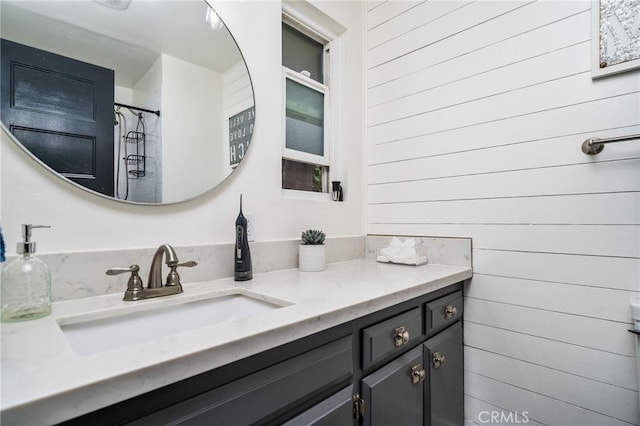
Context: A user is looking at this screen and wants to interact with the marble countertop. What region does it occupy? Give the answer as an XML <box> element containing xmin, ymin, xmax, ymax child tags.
<box><xmin>0</xmin><ymin>258</ymin><xmax>471</xmax><ymax>425</ymax></box>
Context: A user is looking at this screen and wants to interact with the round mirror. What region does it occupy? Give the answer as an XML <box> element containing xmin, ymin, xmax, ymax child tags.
<box><xmin>0</xmin><ymin>0</ymin><xmax>255</xmax><ymax>204</ymax></box>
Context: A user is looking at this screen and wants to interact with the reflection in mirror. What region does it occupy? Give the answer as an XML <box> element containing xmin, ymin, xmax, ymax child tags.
<box><xmin>0</xmin><ymin>0</ymin><xmax>254</xmax><ymax>204</ymax></box>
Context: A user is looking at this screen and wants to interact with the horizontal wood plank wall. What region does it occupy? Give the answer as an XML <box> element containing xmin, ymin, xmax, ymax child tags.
<box><xmin>365</xmin><ymin>1</ymin><xmax>640</xmax><ymax>425</ymax></box>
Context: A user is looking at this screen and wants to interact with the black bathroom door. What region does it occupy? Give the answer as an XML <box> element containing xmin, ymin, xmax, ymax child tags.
<box><xmin>1</xmin><ymin>39</ymin><xmax>115</xmax><ymax>196</ymax></box>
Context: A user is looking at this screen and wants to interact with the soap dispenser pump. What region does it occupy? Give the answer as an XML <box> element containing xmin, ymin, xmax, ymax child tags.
<box><xmin>1</xmin><ymin>224</ymin><xmax>52</xmax><ymax>322</ymax></box>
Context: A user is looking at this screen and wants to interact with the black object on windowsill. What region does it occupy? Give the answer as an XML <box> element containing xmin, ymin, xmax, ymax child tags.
<box><xmin>332</xmin><ymin>181</ymin><xmax>343</xmax><ymax>202</ymax></box>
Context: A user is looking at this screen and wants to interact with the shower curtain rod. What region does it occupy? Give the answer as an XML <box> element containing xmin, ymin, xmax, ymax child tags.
<box><xmin>114</xmin><ymin>102</ymin><xmax>160</xmax><ymax>117</ymax></box>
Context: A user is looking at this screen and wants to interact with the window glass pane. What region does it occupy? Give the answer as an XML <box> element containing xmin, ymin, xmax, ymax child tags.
<box><xmin>286</xmin><ymin>79</ymin><xmax>324</xmax><ymax>156</ymax></box>
<box><xmin>282</xmin><ymin>159</ymin><xmax>328</xmax><ymax>192</ymax></box>
<box><xmin>282</xmin><ymin>23</ymin><xmax>324</xmax><ymax>84</ymax></box>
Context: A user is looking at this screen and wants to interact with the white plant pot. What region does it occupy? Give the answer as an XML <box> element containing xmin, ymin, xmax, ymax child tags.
<box><xmin>298</xmin><ymin>244</ymin><xmax>326</xmax><ymax>272</ymax></box>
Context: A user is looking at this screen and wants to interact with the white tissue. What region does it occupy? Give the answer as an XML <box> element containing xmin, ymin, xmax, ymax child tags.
<box><xmin>377</xmin><ymin>237</ymin><xmax>427</xmax><ymax>265</ymax></box>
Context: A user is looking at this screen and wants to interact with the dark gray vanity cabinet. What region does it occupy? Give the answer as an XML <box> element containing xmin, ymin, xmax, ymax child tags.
<box><xmin>360</xmin><ymin>322</ymin><xmax>464</xmax><ymax>426</ymax></box>
<box><xmin>59</xmin><ymin>283</ymin><xmax>465</xmax><ymax>426</ymax></box>
<box><xmin>358</xmin><ymin>292</ymin><xmax>463</xmax><ymax>426</ymax></box>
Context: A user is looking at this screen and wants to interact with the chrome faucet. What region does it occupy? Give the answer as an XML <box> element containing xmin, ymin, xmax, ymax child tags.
<box><xmin>148</xmin><ymin>244</ymin><xmax>179</xmax><ymax>289</ymax></box>
<box><xmin>106</xmin><ymin>244</ymin><xmax>197</xmax><ymax>301</ymax></box>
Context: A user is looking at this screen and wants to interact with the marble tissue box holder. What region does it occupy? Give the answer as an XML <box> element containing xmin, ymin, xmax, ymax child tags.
<box><xmin>366</xmin><ymin>235</ymin><xmax>471</xmax><ymax>268</ymax></box>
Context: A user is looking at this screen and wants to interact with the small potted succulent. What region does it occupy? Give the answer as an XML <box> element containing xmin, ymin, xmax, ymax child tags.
<box><xmin>298</xmin><ymin>229</ymin><xmax>326</xmax><ymax>272</ymax></box>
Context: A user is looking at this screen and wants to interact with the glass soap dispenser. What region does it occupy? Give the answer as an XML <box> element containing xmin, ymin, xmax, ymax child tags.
<box><xmin>1</xmin><ymin>224</ymin><xmax>52</xmax><ymax>322</ymax></box>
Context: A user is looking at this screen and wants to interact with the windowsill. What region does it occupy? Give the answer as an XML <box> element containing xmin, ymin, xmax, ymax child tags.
<box><xmin>282</xmin><ymin>188</ymin><xmax>333</xmax><ymax>202</ymax></box>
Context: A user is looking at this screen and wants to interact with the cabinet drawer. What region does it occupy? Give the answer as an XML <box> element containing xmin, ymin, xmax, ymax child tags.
<box><xmin>131</xmin><ymin>335</ymin><xmax>353</xmax><ymax>425</ymax></box>
<box><xmin>362</xmin><ymin>307</ymin><xmax>422</xmax><ymax>369</ymax></box>
<box><xmin>425</xmin><ymin>290</ymin><xmax>462</xmax><ymax>335</ymax></box>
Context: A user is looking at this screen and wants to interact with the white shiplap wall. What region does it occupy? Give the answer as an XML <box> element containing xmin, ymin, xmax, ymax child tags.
<box><xmin>366</xmin><ymin>1</ymin><xmax>640</xmax><ymax>425</ymax></box>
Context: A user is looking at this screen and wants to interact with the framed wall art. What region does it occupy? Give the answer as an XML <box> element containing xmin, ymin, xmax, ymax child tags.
<box><xmin>591</xmin><ymin>0</ymin><xmax>640</xmax><ymax>78</ymax></box>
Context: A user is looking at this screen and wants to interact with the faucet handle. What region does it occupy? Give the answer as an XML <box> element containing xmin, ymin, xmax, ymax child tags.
<box><xmin>176</xmin><ymin>261</ymin><xmax>197</xmax><ymax>268</ymax></box>
<box><xmin>166</xmin><ymin>260</ymin><xmax>198</xmax><ymax>286</ymax></box>
<box><xmin>106</xmin><ymin>265</ymin><xmax>145</xmax><ymax>301</ymax></box>
<box><xmin>106</xmin><ymin>264</ymin><xmax>140</xmax><ymax>275</ymax></box>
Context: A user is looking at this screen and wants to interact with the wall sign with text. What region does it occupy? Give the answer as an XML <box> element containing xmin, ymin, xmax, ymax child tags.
<box><xmin>229</xmin><ymin>106</ymin><xmax>255</xmax><ymax>166</ymax></box>
<box><xmin>592</xmin><ymin>0</ymin><xmax>640</xmax><ymax>78</ymax></box>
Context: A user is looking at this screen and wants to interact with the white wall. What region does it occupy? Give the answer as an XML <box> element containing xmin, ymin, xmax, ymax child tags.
<box><xmin>161</xmin><ymin>53</ymin><xmax>224</xmax><ymax>203</ymax></box>
<box><xmin>131</xmin><ymin>56</ymin><xmax>163</xmax><ymax>203</ymax></box>
<box><xmin>0</xmin><ymin>1</ymin><xmax>365</xmax><ymax>254</ymax></box>
<box><xmin>366</xmin><ymin>1</ymin><xmax>639</xmax><ymax>425</ymax></box>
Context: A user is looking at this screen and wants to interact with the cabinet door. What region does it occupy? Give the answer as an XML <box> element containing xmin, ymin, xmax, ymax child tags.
<box><xmin>282</xmin><ymin>386</ymin><xmax>354</xmax><ymax>426</ymax></box>
<box><xmin>361</xmin><ymin>346</ymin><xmax>424</xmax><ymax>426</ymax></box>
<box><xmin>423</xmin><ymin>322</ymin><xmax>463</xmax><ymax>426</ymax></box>
<box><xmin>130</xmin><ymin>336</ymin><xmax>353</xmax><ymax>425</ymax></box>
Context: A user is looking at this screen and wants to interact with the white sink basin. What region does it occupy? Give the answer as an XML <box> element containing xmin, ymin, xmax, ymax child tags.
<box><xmin>59</xmin><ymin>291</ymin><xmax>290</xmax><ymax>356</ymax></box>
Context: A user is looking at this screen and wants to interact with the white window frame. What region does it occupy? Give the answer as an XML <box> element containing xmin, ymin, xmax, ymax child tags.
<box><xmin>282</xmin><ymin>6</ymin><xmax>341</xmax><ymax>198</ymax></box>
<box><xmin>282</xmin><ymin>66</ymin><xmax>331</xmax><ymax>167</ymax></box>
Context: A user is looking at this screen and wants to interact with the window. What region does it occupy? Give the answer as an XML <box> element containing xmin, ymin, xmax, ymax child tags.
<box><xmin>282</xmin><ymin>19</ymin><xmax>332</xmax><ymax>194</ymax></box>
